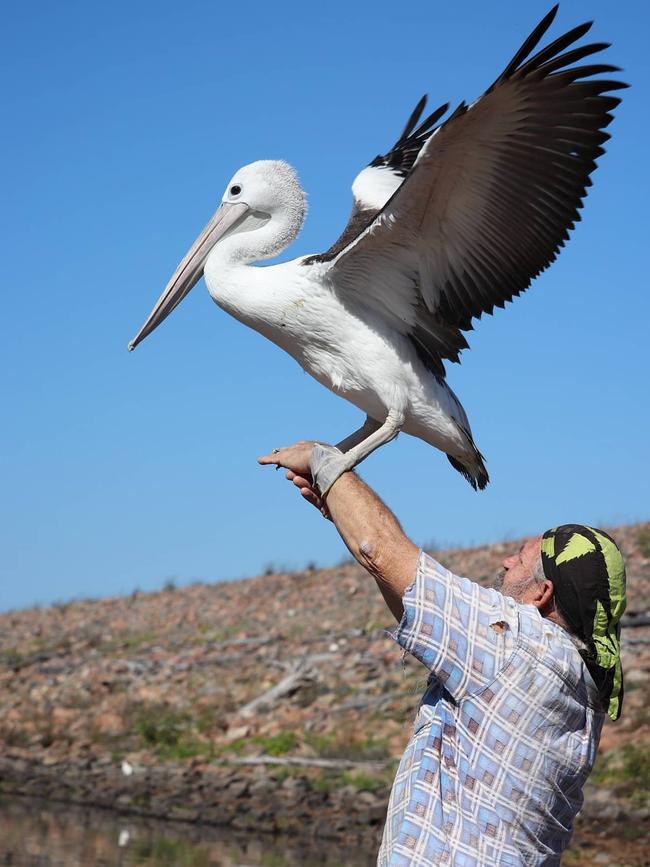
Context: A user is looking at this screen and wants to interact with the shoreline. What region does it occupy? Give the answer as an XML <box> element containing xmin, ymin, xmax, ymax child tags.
<box><xmin>2</xmin><ymin>758</ymin><xmax>649</xmax><ymax>865</ymax></box>
<box><xmin>0</xmin><ymin>793</ymin><xmax>380</xmax><ymax>867</ymax></box>
<box><xmin>0</xmin><ymin>752</ymin><xmax>387</xmax><ymax>844</ymax></box>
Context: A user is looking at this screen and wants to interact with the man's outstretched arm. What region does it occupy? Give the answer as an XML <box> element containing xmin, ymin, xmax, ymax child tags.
<box><xmin>258</xmin><ymin>442</ymin><xmax>419</xmax><ymax>621</ymax></box>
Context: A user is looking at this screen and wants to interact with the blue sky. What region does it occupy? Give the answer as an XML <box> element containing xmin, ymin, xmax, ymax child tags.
<box><xmin>1</xmin><ymin>0</ymin><xmax>648</xmax><ymax>611</ymax></box>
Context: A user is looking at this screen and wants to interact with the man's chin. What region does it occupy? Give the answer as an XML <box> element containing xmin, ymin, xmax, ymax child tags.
<box><xmin>493</xmin><ymin>569</ymin><xmax>506</xmax><ymax>591</ymax></box>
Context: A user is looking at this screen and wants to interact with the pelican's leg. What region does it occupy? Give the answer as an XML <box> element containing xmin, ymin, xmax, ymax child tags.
<box><xmin>336</xmin><ymin>416</ymin><xmax>382</xmax><ymax>453</ymax></box>
<box><xmin>314</xmin><ymin>409</ymin><xmax>404</xmax><ymax>495</ymax></box>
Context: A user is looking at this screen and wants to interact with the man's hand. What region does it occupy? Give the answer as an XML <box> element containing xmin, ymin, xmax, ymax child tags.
<box><xmin>257</xmin><ymin>441</ymin><xmax>331</xmax><ymax>518</ymax></box>
<box><xmin>258</xmin><ymin>440</ymin><xmax>315</xmax><ymax>476</ymax></box>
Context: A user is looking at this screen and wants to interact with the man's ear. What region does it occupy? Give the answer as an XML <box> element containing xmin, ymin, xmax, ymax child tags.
<box><xmin>532</xmin><ymin>579</ymin><xmax>555</xmax><ymax>616</ymax></box>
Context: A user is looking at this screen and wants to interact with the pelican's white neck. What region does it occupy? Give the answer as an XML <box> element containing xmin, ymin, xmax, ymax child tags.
<box><xmin>206</xmin><ymin>205</ymin><xmax>303</xmax><ymax>271</ymax></box>
<box><xmin>203</xmin><ymin>211</ymin><xmax>308</xmax><ymax>340</ymax></box>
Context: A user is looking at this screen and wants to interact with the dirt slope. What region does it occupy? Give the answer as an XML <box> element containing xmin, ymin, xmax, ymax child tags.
<box><xmin>1</xmin><ymin>523</ymin><xmax>648</xmax><ymax>864</ymax></box>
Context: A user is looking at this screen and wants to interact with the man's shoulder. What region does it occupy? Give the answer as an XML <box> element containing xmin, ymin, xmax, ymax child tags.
<box><xmin>418</xmin><ymin>550</ymin><xmax>517</xmax><ymax>624</ymax></box>
<box><xmin>506</xmin><ymin>599</ymin><xmax>604</xmax><ymax>711</ymax></box>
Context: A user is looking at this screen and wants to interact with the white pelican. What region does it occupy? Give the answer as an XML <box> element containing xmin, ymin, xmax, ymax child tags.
<box><xmin>129</xmin><ymin>6</ymin><xmax>625</xmax><ymax>490</ymax></box>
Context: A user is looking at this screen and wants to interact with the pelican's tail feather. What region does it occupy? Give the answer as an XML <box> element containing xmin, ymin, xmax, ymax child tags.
<box><xmin>446</xmin><ymin>424</ymin><xmax>489</xmax><ymax>490</ymax></box>
<box><xmin>447</xmin><ymin>453</ymin><xmax>489</xmax><ymax>490</ymax></box>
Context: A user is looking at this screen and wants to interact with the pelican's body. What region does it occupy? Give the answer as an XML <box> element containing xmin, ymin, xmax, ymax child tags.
<box><xmin>205</xmin><ymin>248</ymin><xmax>474</xmax><ymax>467</ymax></box>
<box><xmin>129</xmin><ymin>6</ymin><xmax>624</xmax><ymax>490</ymax></box>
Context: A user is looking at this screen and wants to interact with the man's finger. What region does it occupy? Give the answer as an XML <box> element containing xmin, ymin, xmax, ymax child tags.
<box><xmin>258</xmin><ymin>442</ymin><xmax>314</xmax><ymax>477</ymax></box>
<box><xmin>300</xmin><ymin>488</ymin><xmax>320</xmax><ymax>508</ymax></box>
<box><xmin>258</xmin><ymin>447</ymin><xmax>300</xmax><ymax>468</ymax></box>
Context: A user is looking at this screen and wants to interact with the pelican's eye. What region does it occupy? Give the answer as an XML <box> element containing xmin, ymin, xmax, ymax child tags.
<box><xmin>229</xmin><ymin>184</ymin><xmax>242</xmax><ymax>197</ymax></box>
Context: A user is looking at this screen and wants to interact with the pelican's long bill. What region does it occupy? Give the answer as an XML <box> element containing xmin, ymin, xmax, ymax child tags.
<box><xmin>128</xmin><ymin>201</ymin><xmax>250</xmax><ymax>351</ymax></box>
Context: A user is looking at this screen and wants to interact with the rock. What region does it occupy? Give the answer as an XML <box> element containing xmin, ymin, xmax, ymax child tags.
<box><xmin>249</xmin><ymin>778</ymin><xmax>274</xmax><ymax>796</ymax></box>
<box><xmin>225</xmin><ymin>778</ymin><xmax>249</xmax><ymax>798</ymax></box>
<box><xmin>51</xmin><ymin>707</ymin><xmax>76</xmax><ymax>733</ymax></box>
<box><xmin>624</xmin><ymin>667</ymin><xmax>649</xmax><ymax>685</ymax></box>
<box><xmin>93</xmin><ymin>712</ymin><xmax>124</xmax><ymax>736</ymax></box>
<box><xmin>281</xmin><ymin>776</ymin><xmax>310</xmax><ymax>795</ymax></box>
<box><xmin>224</xmin><ymin>725</ymin><xmax>250</xmax><ymax>742</ymax></box>
<box><xmin>357</xmin><ymin>790</ymin><xmax>380</xmax><ymax>805</ymax></box>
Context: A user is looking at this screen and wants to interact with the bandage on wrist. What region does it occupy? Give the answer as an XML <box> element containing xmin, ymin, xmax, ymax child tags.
<box><xmin>310</xmin><ymin>443</ymin><xmax>345</xmax><ymax>496</ymax></box>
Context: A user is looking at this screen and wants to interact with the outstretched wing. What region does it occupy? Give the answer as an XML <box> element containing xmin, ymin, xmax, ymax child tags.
<box><xmin>312</xmin><ymin>6</ymin><xmax>627</xmax><ymax>377</ymax></box>
<box><xmin>303</xmin><ymin>97</ymin><xmax>448</xmax><ymax>263</ymax></box>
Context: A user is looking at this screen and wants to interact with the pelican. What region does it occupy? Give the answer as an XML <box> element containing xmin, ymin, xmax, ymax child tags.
<box><xmin>129</xmin><ymin>6</ymin><xmax>625</xmax><ymax>490</ymax></box>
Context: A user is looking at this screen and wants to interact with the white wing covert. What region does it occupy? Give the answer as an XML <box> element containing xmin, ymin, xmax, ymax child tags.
<box><xmin>304</xmin><ymin>97</ymin><xmax>448</xmax><ymax>264</ymax></box>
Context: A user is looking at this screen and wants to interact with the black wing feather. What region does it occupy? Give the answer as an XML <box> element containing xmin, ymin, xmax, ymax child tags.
<box><xmin>369</xmin><ymin>97</ymin><xmax>449</xmax><ymax>177</ymax></box>
<box><xmin>495</xmin><ymin>4</ymin><xmax>560</xmax><ymax>83</ymax></box>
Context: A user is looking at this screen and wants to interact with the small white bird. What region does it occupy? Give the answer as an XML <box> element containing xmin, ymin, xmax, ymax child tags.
<box><xmin>129</xmin><ymin>6</ymin><xmax>625</xmax><ymax>490</ymax></box>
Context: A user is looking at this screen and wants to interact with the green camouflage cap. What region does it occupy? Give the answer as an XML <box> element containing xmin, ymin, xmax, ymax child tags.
<box><xmin>541</xmin><ymin>525</ymin><xmax>626</xmax><ymax>721</ymax></box>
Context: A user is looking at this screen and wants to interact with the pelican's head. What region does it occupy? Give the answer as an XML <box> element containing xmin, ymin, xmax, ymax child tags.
<box><xmin>128</xmin><ymin>160</ymin><xmax>306</xmax><ymax>352</ymax></box>
<box><xmin>223</xmin><ymin>160</ymin><xmax>306</xmax><ymax>231</ymax></box>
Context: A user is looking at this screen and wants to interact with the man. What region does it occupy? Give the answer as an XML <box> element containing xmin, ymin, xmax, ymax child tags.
<box><xmin>259</xmin><ymin>441</ymin><xmax>626</xmax><ymax>866</ymax></box>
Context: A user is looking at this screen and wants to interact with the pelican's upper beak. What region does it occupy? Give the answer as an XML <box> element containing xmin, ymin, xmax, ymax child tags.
<box><xmin>128</xmin><ymin>201</ymin><xmax>250</xmax><ymax>351</ymax></box>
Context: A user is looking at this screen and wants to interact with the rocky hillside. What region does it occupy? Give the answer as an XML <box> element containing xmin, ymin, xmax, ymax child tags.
<box><xmin>1</xmin><ymin>523</ymin><xmax>649</xmax><ymax>864</ymax></box>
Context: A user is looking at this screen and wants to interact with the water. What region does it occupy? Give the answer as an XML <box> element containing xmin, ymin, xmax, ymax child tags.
<box><xmin>0</xmin><ymin>797</ymin><xmax>378</xmax><ymax>866</ymax></box>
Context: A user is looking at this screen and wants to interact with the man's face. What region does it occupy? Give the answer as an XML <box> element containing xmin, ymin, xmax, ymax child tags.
<box><xmin>495</xmin><ymin>536</ymin><xmax>543</xmax><ymax>603</ymax></box>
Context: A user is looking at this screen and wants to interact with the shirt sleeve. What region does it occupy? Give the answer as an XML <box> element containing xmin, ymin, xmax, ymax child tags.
<box><xmin>391</xmin><ymin>550</ymin><xmax>520</xmax><ymax>700</ymax></box>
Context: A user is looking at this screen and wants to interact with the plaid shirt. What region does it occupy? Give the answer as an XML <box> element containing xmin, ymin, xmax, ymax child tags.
<box><xmin>378</xmin><ymin>552</ymin><xmax>604</xmax><ymax>866</ymax></box>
